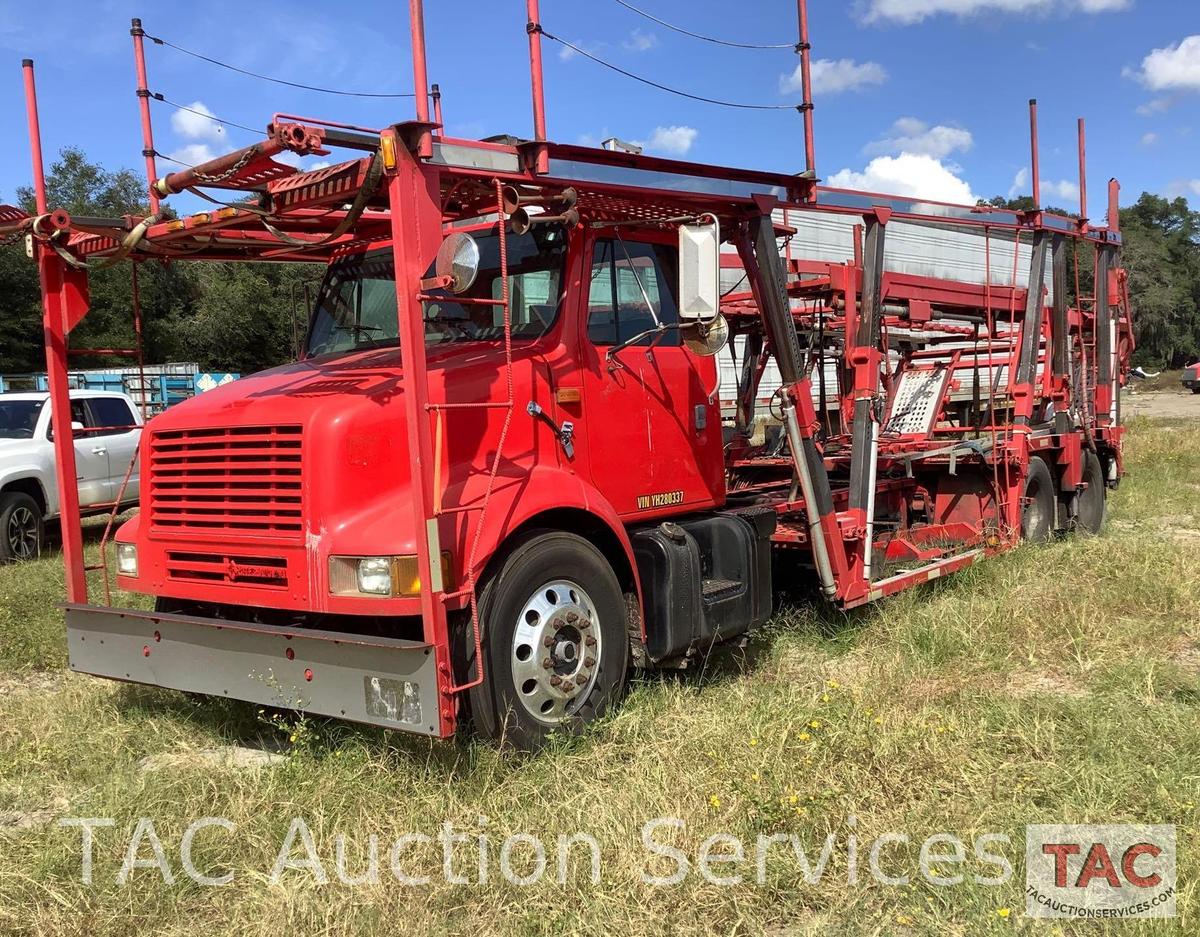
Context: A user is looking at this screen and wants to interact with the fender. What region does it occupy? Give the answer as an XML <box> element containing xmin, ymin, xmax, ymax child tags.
<box><xmin>0</xmin><ymin>469</ymin><xmax>52</xmax><ymax>517</ymax></box>
<box><xmin>459</xmin><ymin>462</ymin><xmax>647</xmax><ymax>640</ymax></box>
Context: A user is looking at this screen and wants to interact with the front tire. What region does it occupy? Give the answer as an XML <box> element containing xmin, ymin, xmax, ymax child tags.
<box><xmin>0</xmin><ymin>492</ymin><xmax>43</xmax><ymax>563</ymax></box>
<box><xmin>466</xmin><ymin>531</ymin><xmax>629</xmax><ymax>750</ymax></box>
<box><xmin>1021</xmin><ymin>456</ymin><xmax>1056</xmax><ymax>543</ymax></box>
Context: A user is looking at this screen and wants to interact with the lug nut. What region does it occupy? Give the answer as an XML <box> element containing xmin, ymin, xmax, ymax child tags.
<box><xmin>584</xmin><ymin>635</ymin><xmax>596</xmax><ymax>647</ymax></box>
<box><xmin>578</xmin><ymin>619</ymin><xmax>590</xmax><ymax>629</ymax></box>
<box><xmin>543</xmin><ymin>635</ymin><xmax>555</xmax><ymax>647</ymax></box>
<box><xmin>575</xmin><ymin>673</ymin><xmax>587</xmax><ymax>685</ymax></box>
<box><xmin>542</xmin><ymin>658</ymin><xmax>553</xmax><ymax>669</ymax></box>
<box><xmin>566</xmin><ymin>611</ymin><xmax>579</xmax><ymax>623</ymax></box>
<box><xmin>549</xmin><ymin>675</ymin><xmax>562</xmax><ymax>686</ymax></box>
<box><xmin>584</xmin><ymin>657</ymin><xmax>595</xmax><ymax>668</ymax></box>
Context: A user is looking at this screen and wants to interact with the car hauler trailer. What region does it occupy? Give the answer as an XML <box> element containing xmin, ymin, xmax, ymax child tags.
<box><xmin>7</xmin><ymin>2</ymin><xmax>1131</xmax><ymax>749</ymax></box>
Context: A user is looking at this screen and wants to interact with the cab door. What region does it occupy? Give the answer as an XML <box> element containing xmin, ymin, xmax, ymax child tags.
<box><xmin>577</xmin><ymin>233</ymin><xmax>724</xmax><ymax>518</ymax></box>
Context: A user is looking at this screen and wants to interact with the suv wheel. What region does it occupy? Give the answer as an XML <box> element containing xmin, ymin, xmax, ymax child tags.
<box><xmin>0</xmin><ymin>492</ymin><xmax>44</xmax><ymax>562</ymax></box>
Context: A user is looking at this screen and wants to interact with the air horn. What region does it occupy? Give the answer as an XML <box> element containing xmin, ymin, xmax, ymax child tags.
<box><xmin>502</xmin><ymin>185</ymin><xmax>579</xmax><ymax>235</ymax></box>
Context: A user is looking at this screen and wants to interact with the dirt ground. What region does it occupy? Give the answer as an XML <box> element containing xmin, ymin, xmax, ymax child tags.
<box><xmin>1125</xmin><ymin>388</ymin><xmax>1200</xmax><ymax>420</ymax></box>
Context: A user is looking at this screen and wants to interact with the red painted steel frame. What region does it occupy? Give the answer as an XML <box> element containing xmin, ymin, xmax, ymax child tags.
<box><xmin>385</xmin><ymin>132</ymin><xmax>454</xmax><ymax>736</ymax></box>
<box><xmin>526</xmin><ymin>0</ymin><xmax>549</xmax><ymax>174</ymax></box>
<box><xmin>10</xmin><ymin>2</ymin><xmax>1132</xmax><ymax>738</ymax></box>
<box><xmin>796</xmin><ymin>0</ymin><xmax>816</xmax><ymax>176</ymax></box>
<box><xmin>129</xmin><ymin>19</ymin><xmax>160</xmax><ymax>214</ymax></box>
<box><xmin>23</xmin><ymin>60</ymin><xmax>87</xmax><ymax>602</ymax></box>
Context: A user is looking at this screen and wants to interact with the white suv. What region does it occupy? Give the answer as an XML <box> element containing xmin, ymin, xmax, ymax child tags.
<box><xmin>0</xmin><ymin>391</ymin><xmax>143</xmax><ymax>561</ymax></box>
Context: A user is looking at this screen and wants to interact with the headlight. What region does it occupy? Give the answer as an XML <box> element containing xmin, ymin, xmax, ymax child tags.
<box><xmin>356</xmin><ymin>557</ymin><xmax>393</xmax><ymax>596</ymax></box>
<box><xmin>329</xmin><ymin>553</ymin><xmax>454</xmax><ymax>597</ymax></box>
<box><xmin>116</xmin><ymin>543</ymin><xmax>138</xmax><ymax>576</ymax></box>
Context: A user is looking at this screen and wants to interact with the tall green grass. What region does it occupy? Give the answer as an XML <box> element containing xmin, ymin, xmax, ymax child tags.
<box><xmin>0</xmin><ymin>417</ymin><xmax>1197</xmax><ymax>936</ymax></box>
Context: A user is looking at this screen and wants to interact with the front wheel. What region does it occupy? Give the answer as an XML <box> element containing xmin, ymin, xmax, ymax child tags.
<box><xmin>466</xmin><ymin>531</ymin><xmax>629</xmax><ymax>750</ymax></box>
<box><xmin>0</xmin><ymin>492</ymin><xmax>44</xmax><ymax>563</ymax></box>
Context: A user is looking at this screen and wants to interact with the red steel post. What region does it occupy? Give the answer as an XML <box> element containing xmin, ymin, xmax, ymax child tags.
<box><xmin>384</xmin><ymin>130</ymin><xmax>454</xmax><ymax>736</ymax></box>
<box><xmin>796</xmin><ymin>0</ymin><xmax>816</xmax><ymax>177</ymax></box>
<box><xmin>1077</xmin><ymin>118</ymin><xmax>1087</xmax><ymax>223</ymax></box>
<box><xmin>408</xmin><ymin>0</ymin><xmax>433</xmax><ymax>158</ymax></box>
<box><xmin>1107</xmin><ymin>178</ymin><xmax>1120</xmax><ymax>234</ymax></box>
<box><xmin>431</xmin><ymin>83</ymin><xmax>443</xmax><ymax>134</ymax></box>
<box><xmin>23</xmin><ymin>59</ymin><xmax>87</xmax><ymax>601</ymax></box>
<box><xmin>1028</xmin><ymin>99</ymin><xmax>1040</xmax><ymax>209</ymax></box>
<box><xmin>129</xmin><ymin>19</ymin><xmax>161</xmax><ymax>213</ymax></box>
<box><xmin>526</xmin><ymin>0</ymin><xmax>549</xmax><ymax>173</ymax></box>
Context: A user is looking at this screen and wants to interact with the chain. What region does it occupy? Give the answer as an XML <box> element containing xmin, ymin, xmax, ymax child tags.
<box><xmin>190</xmin><ymin>145</ymin><xmax>260</xmax><ymax>186</ymax></box>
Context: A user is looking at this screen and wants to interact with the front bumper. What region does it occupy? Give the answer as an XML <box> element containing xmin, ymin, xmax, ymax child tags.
<box><xmin>65</xmin><ymin>604</ymin><xmax>448</xmax><ymax>737</ymax></box>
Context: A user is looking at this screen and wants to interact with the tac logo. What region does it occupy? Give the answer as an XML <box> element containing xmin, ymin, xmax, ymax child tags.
<box><xmin>1025</xmin><ymin>824</ymin><xmax>1176</xmax><ymax>919</ymax></box>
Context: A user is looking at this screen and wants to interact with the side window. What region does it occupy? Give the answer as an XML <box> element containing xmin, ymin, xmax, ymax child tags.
<box><xmin>47</xmin><ymin>400</ymin><xmax>95</xmax><ymax>440</ymax></box>
<box><xmin>88</xmin><ymin>398</ymin><xmax>138</xmax><ymax>436</ymax></box>
<box><xmin>587</xmin><ymin>239</ymin><xmax>680</xmax><ymax>346</ymax></box>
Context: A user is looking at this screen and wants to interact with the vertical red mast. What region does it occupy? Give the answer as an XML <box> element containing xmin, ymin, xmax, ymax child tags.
<box><xmin>1029</xmin><ymin>98</ymin><xmax>1041</xmax><ymax>210</ymax></box>
<box><xmin>129</xmin><ymin>19</ymin><xmax>161</xmax><ymax>214</ymax></box>
<box><xmin>526</xmin><ymin>0</ymin><xmax>549</xmax><ymax>174</ymax></box>
<box><xmin>409</xmin><ymin>0</ymin><xmax>433</xmax><ymax>158</ymax></box>
<box><xmin>23</xmin><ymin>59</ymin><xmax>87</xmax><ymax>602</ymax></box>
<box><xmin>796</xmin><ymin>0</ymin><xmax>816</xmax><ymax>178</ymax></box>
<box><xmin>1077</xmin><ymin>117</ymin><xmax>1088</xmax><ymax>223</ymax></box>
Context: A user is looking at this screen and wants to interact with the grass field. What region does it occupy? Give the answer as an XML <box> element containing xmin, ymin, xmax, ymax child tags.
<box><xmin>1</xmin><ymin>415</ymin><xmax>1198</xmax><ymax>936</ymax></box>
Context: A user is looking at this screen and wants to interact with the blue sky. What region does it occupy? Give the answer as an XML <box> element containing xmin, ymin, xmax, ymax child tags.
<box><xmin>0</xmin><ymin>0</ymin><xmax>1197</xmax><ymax>218</ymax></box>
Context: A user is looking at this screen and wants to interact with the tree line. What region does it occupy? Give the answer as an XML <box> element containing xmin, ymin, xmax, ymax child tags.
<box><xmin>1</xmin><ymin>149</ymin><xmax>1198</xmax><ymax>377</ymax></box>
<box><xmin>0</xmin><ymin>149</ymin><xmax>318</xmax><ymax>377</ymax></box>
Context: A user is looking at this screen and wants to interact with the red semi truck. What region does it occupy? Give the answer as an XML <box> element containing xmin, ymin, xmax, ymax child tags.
<box><xmin>9</xmin><ymin>7</ymin><xmax>1131</xmax><ymax>749</ymax></box>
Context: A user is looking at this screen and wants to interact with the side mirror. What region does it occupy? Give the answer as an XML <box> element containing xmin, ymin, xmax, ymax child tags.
<box><xmin>678</xmin><ymin>217</ymin><xmax>720</xmax><ymax>321</ymax></box>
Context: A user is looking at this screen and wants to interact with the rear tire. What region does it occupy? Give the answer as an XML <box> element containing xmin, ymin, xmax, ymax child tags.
<box><xmin>0</xmin><ymin>492</ymin><xmax>43</xmax><ymax>563</ymax></box>
<box><xmin>1021</xmin><ymin>456</ymin><xmax>1055</xmax><ymax>543</ymax></box>
<box><xmin>1074</xmin><ymin>450</ymin><xmax>1107</xmax><ymax>535</ymax></box>
<box><xmin>465</xmin><ymin>531</ymin><xmax>629</xmax><ymax>751</ymax></box>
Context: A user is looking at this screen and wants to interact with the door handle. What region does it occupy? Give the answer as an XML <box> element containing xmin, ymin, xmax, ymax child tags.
<box><xmin>91</xmin><ymin>446</ymin><xmax>107</xmax><ymax>455</ymax></box>
<box><xmin>527</xmin><ymin>402</ymin><xmax>575</xmax><ymax>460</ymax></box>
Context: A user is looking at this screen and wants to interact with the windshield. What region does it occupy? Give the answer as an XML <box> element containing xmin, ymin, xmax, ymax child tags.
<box><xmin>0</xmin><ymin>400</ymin><xmax>43</xmax><ymax>439</ymax></box>
<box><xmin>305</xmin><ymin>224</ymin><xmax>568</xmax><ymax>358</ymax></box>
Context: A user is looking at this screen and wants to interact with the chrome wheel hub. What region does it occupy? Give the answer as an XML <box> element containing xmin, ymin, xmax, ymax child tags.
<box><xmin>7</xmin><ymin>506</ymin><xmax>37</xmax><ymax>561</ymax></box>
<box><xmin>510</xmin><ymin>578</ymin><xmax>601</xmax><ymax>724</ymax></box>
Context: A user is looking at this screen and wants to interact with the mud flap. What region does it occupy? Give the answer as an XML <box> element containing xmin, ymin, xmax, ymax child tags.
<box><xmin>64</xmin><ymin>604</ymin><xmax>444</xmax><ymax>737</ymax></box>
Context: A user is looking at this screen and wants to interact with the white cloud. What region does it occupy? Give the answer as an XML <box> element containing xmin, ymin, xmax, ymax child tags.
<box><xmin>623</xmin><ymin>28</ymin><xmax>657</xmax><ymax>52</ymax></box>
<box><xmin>781</xmin><ymin>58</ymin><xmax>887</xmax><ymax>95</ymax></box>
<box><xmin>1006</xmin><ymin>167</ymin><xmax>1079</xmax><ymax>203</ymax></box>
<box><xmin>1142</xmin><ymin>132</ymin><xmax>1159</xmax><ymax>146</ymax></box>
<box><xmin>557</xmin><ymin>39</ymin><xmax>593</xmax><ymax>62</ymax></box>
<box><xmin>167</xmin><ymin>143</ymin><xmax>217</xmax><ymax>167</ymax></box>
<box><xmin>1007</xmin><ymin>167</ymin><xmax>1030</xmax><ymax>199</ymax></box>
<box><xmin>1167</xmin><ymin>179</ymin><xmax>1200</xmax><ymax>198</ymax></box>
<box><xmin>862</xmin><ymin>0</ymin><xmax>1129</xmax><ymax>24</ymax></box>
<box><xmin>826</xmin><ymin>153</ymin><xmax>976</xmax><ymax>204</ymax></box>
<box><xmin>1136</xmin><ymin>96</ymin><xmax>1173</xmax><ymax>116</ymax></box>
<box><xmin>865</xmin><ymin>117</ymin><xmax>973</xmax><ymax>159</ymax></box>
<box><xmin>1045</xmin><ymin>179</ymin><xmax>1080</xmax><ymax>203</ymax></box>
<box><xmin>169</xmin><ymin>100</ymin><xmax>227</xmax><ymax>142</ymax></box>
<box><xmin>1129</xmin><ymin>35</ymin><xmax>1200</xmax><ymax>92</ymax></box>
<box><xmin>637</xmin><ymin>125</ymin><xmax>698</xmax><ymax>156</ymax></box>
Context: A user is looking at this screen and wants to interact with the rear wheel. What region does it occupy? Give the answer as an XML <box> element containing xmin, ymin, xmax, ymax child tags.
<box><xmin>1074</xmin><ymin>451</ymin><xmax>1107</xmax><ymax>535</ymax></box>
<box><xmin>0</xmin><ymin>492</ymin><xmax>43</xmax><ymax>563</ymax></box>
<box><xmin>1021</xmin><ymin>456</ymin><xmax>1056</xmax><ymax>543</ymax></box>
<box><xmin>466</xmin><ymin>531</ymin><xmax>629</xmax><ymax>750</ymax></box>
